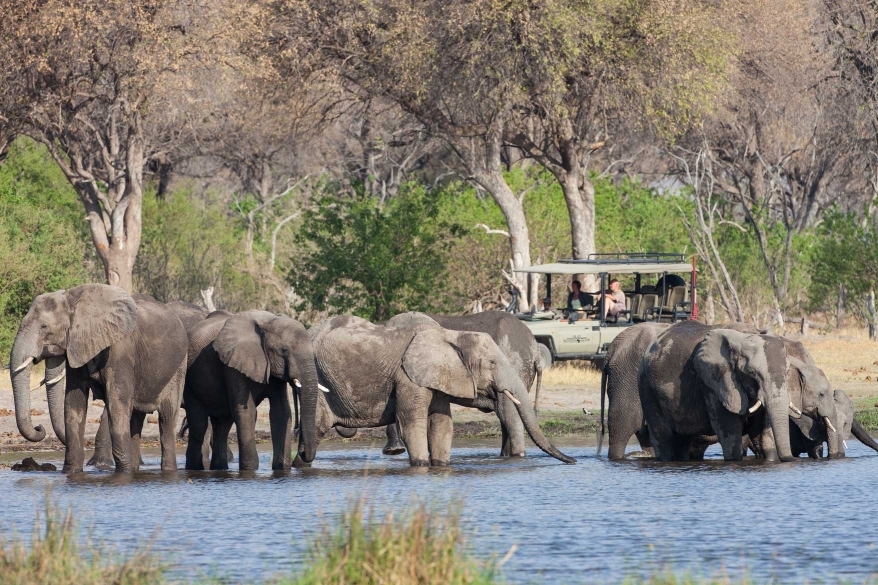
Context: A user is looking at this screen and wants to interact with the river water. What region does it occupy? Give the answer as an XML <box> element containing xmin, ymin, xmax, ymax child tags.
<box><xmin>1</xmin><ymin>439</ymin><xmax>876</xmax><ymax>583</ymax></box>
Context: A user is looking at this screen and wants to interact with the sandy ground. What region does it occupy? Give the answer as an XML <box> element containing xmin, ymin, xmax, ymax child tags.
<box><xmin>1</xmin><ymin>328</ymin><xmax>876</xmax><ymax>453</ymax></box>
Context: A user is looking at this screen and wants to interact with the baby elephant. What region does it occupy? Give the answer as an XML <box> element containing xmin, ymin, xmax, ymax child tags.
<box><xmin>790</xmin><ymin>389</ymin><xmax>878</xmax><ymax>458</ymax></box>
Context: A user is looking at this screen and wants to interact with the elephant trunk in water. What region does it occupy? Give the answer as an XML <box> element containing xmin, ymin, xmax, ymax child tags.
<box><xmin>851</xmin><ymin>419</ymin><xmax>878</xmax><ymax>453</ymax></box>
<box><xmin>9</xmin><ymin>324</ymin><xmax>46</xmax><ymax>442</ymax></box>
<box><xmin>293</xmin><ymin>333</ymin><xmax>320</xmax><ymax>463</ymax></box>
<box><xmin>765</xmin><ymin>384</ymin><xmax>794</xmax><ymax>462</ymax></box>
<box><xmin>44</xmin><ymin>356</ymin><xmax>67</xmax><ymax>444</ymax></box>
<box><xmin>823</xmin><ymin>406</ymin><xmax>845</xmax><ymax>459</ymax></box>
<box><xmin>499</xmin><ymin>369</ymin><xmax>576</xmax><ymax>464</ymax></box>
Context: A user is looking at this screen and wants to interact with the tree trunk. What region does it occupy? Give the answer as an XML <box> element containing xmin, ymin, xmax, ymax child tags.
<box><xmin>560</xmin><ymin>172</ymin><xmax>597</xmax><ymax>290</ymax></box>
<box><xmin>867</xmin><ymin>290</ymin><xmax>878</xmax><ymax>341</ymax></box>
<box><xmin>836</xmin><ymin>284</ymin><xmax>845</xmax><ymax>329</ymax></box>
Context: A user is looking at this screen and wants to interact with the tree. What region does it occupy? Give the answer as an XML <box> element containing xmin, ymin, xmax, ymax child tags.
<box><xmin>290</xmin><ymin>183</ymin><xmax>464</xmax><ymax>322</ymax></box>
<box><xmin>0</xmin><ymin>1</ymin><xmax>258</xmax><ymax>291</ymax></box>
<box><xmin>289</xmin><ymin>0</ymin><xmax>544</xmax><ymax>308</ymax></box>
<box><xmin>502</xmin><ymin>0</ymin><xmax>732</xmax><ymax>275</ymax></box>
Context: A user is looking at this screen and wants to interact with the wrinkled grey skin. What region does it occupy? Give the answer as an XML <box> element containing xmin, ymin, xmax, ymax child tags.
<box><xmin>379</xmin><ymin>312</ymin><xmax>543</xmax><ymax>457</ymax></box>
<box><xmin>9</xmin><ymin>285</ymin><xmax>188</xmax><ymax>473</ymax></box>
<box><xmin>790</xmin><ymin>389</ymin><xmax>878</xmax><ymax>458</ymax></box>
<box><xmin>86</xmin><ymin>298</ymin><xmax>228</xmax><ymax>469</ymax></box>
<box><xmin>599</xmin><ymin>322</ymin><xmax>761</xmax><ymax>460</ymax></box>
<box><xmin>639</xmin><ymin>320</ymin><xmax>794</xmax><ymax>462</ymax></box>
<box><xmin>304</xmin><ymin>315</ymin><xmax>575</xmax><ymax>467</ymax></box>
<box><xmin>184</xmin><ymin>310</ymin><xmax>319</xmax><ymax>471</ymax></box>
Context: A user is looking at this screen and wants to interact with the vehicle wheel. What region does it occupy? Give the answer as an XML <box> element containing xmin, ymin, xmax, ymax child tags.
<box><xmin>537</xmin><ymin>344</ymin><xmax>553</xmax><ymax>371</ymax></box>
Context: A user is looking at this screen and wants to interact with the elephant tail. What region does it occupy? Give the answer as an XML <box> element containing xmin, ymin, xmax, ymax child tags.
<box><xmin>533</xmin><ymin>368</ymin><xmax>543</xmax><ymax>415</ymax></box>
<box><xmin>851</xmin><ymin>419</ymin><xmax>878</xmax><ymax>453</ymax></box>
<box><xmin>597</xmin><ymin>364</ymin><xmax>608</xmax><ymax>457</ymax></box>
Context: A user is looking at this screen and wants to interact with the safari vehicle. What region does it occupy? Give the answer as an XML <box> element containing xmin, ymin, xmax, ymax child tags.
<box><xmin>512</xmin><ymin>253</ymin><xmax>698</xmax><ymax>365</ymax></box>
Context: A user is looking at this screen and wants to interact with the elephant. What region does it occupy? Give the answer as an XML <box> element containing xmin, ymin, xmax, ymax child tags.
<box><xmin>638</xmin><ymin>320</ymin><xmax>795</xmax><ymax>462</ymax></box>
<box><xmin>183</xmin><ymin>310</ymin><xmax>319</xmax><ymax>470</ymax></box>
<box><xmin>599</xmin><ymin>321</ymin><xmax>763</xmax><ymax>460</ymax></box>
<box><xmin>86</xmin><ymin>298</ymin><xmax>225</xmax><ymax>469</ymax></box>
<box><xmin>302</xmin><ymin>315</ymin><xmax>575</xmax><ymax>467</ymax></box>
<box><xmin>789</xmin><ymin>389</ymin><xmax>878</xmax><ymax>458</ymax></box>
<box><xmin>9</xmin><ymin>284</ymin><xmax>188</xmax><ymax>472</ymax></box>
<box><xmin>380</xmin><ymin>311</ymin><xmax>547</xmax><ymax>457</ymax></box>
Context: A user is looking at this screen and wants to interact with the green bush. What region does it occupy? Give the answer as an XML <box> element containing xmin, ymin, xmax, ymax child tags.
<box><xmin>0</xmin><ymin>500</ymin><xmax>165</xmax><ymax>585</ymax></box>
<box><xmin>290</xmin><ymin>183</ymin><xmax>465</xmax><ymax>323</ymax></box>
<box><xmin>0</xmin><ymin>138</ymin><xmax>92</xmax><ymax>358</ymax></box>
<box><xmin>284</xmin><ymin>501</ymin><xmax>496</xmax><ymax>585</ymax></box>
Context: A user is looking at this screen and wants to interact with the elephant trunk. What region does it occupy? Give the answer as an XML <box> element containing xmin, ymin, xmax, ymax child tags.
<box><xmin>823</xmin><ymin>408</ymin><xmax>845</xmax><ymax>459</ymax></box>
<box><xmin>765</xmin><ymin>386</ymin><xmax>794</xmax><ymax>462</ymax></box>
<box><xmin>851</xmin><ymin>419</ymin><xmax>878</xmax><ymax>453</ymax></box>
<box><xmin>597</xmin><ymin>365</ymin><xmax>607</xmax><ymax>457</ymax></box>
<box><xmin>10</xmin><ymin>325</ymin><xmax>46</xmax><ymax>442</ymax></box>
<box><xmin>44</xmin><ymin>356</ymin><xmax>67</xmax><ymax>444</ymax></box>
<box><xmin>292</xmin><ymin>337</ymin><xmax>320</xmax><ymax>463</ymax></box>
<box><xmin>501</xmin><ymin>371</ymin><xmax>576</xmax><ymax>464</ymax></box>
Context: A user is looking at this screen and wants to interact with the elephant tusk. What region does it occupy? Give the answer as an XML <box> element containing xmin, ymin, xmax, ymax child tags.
<box><xmin>502</xmin><ymin>389</ymin><xmax>522</xmax><ymax>406</ymax></box>
<box><xmin>293</xmin><ymin>379</ymin><xmax>302</xmax><ymax>388</ymax></box>
<box><xmin>824</xmin><ymin>416</ymin><xmax>837</xmax><ymax>433</ymax></box>
<box><xmin>843</xmin><ymin>440</ymin><xmax>848</xmax><ymax>450</ymax></box>
<box><xmin>43</xmin><ymin>371</ymin><xmax>65</xmax><ymax>386</ymax></box>
<box><xmin>789</xmin><ymin>402</ymin><xmax>802</xmax><ymax>416</ymax></box>
<box><xmin>748</xmin><ymin>400</ymin><xmax>762</xmax><ymax>414</ymax></box>
<box><xmin>318</xmin><ymin>383</ymin><xmax>331</xmax><ymax>393</ymax></box>
<box><xmin>12</xmin><ymin>359</ymin><xmax>31</xmax><ymax>374</ymax></box>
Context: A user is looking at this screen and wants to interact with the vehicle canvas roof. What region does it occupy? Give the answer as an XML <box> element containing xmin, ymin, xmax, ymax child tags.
<box><xmin>514</xmin><ymin>260</ymin><xmax>693</xmax><ymax>275</ymax></box>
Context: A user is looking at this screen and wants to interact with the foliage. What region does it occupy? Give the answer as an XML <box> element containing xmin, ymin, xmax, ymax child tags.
<box><xmin>290</xmin><ymin>183</ymin><xmax>465</xmax><ymax>323</ymax></box>
<box><xmin>0</xmin><ymin>139</ymin><xmax>92</xmax><ymax>358</ymax></box>
<box><xmin>134</xmin><ymin>187</ymin><xmax>265</xmax><ymax>312</ymax></box>
<box><xmin>0</xmin><ymin>500</ymin><xmax>165</xmax><ymax>585</ymax></box>
<box><xmin>284</xmin><ymin>501</ymin><xmax>496</xmax><ymax>585</ymax></box>
<box><xmin>809</xmin><ymin>209</ymin><xmax>878</xmax><ymax>324</ymax></box>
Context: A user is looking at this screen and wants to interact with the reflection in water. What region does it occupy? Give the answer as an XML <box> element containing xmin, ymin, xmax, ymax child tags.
<box><xmin>1</xmin><ymin>439</ymin><xmax>877</xmax><ymax>583</ymax></box>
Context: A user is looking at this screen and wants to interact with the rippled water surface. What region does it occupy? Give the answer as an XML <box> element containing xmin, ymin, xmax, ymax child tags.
<box><xmin>1</xmin><ymin>439</ymin><xmax>877</xmax><ymax>583</ymax></box>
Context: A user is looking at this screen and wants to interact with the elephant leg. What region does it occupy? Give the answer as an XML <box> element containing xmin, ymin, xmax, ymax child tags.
<box><xmin>382</xmin><ymin>423</ymin><xmax>406</xmax><ymax>455</ymax></box>
<box><xmin>641</xmin><ymin>388</ymin><xmax>676</xmax><ymax>461</ymax></box>
<box><xmin>634</xmin><ymin>426</ymin><xmax>654</xmax><ymax>454</ymax></box>
<box><xmin>267</xmin><ymin>381</ymin><xmax>293</xmax><ymax>470</ymax></box>
<box><xmin>427</xmin><ymin>395</ymin><xmax>453</xmax><ymax>466</ymax></box>
<box><xmin>157</xmin><ymin>400</ymin><xmax>180</xmax><ymax>472</ymax></box>
<box><xmin>184</xmin><ymin>399</ymin><xmax>209</xmax><ymax>470</ymax></box>
<box><xmin>227</xmin><ymin>369</ymin><xmax>260</xmax><ymax>471</ymax></box>
<box><xmin>106</xmin><ymin>398</ymin><xmax>135</xmax><ymax>473</ymax></box>
<box><xmin>62</xmin><ymin>382</ymin><xmax>89</xmax><ymax>473</ymax></box>
<box><xmin>497</xmin><ymin>394</ymin><xmax>526</xmax><ymax>457</ymax></box>
<box><xmin>210</xmin><ymin>417</ymin><xmax>234</xmax><ymax>470</ymax></box>
<box><xmin>608</xmin><ymin>409</ymin><xmax>646</xmax><ymax>460</ymax></box>
<box><xmin>808</xmin><ymin>444</ymin><xmax>824</xmax><ymax>459</ymax></box>
<box><xmin>129</xmin><ymin>410</ymin><xmax>146</xmax><ymax>473</ymax></box>
<box><xmin>396</xmin><ymin>381</ymin><xmax>431</xmax><ymax>467</ymax></box>
<box><xmin>87</xmin><ymin>408</ymin><xmax>115</xmax><ymax>469</ymax></box>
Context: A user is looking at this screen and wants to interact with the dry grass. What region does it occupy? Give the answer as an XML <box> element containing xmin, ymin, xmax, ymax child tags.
<box><xmin>799</xmin><ymin>331</ymin><xmax>878</xmax><ymax>409</ymax></box>
<box><xmin>542</xmin><ymin>361</ymin><xmax>602</xmax><ymax>388</ymax></box>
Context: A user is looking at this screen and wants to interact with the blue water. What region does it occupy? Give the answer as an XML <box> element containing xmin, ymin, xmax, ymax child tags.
<box><xmin>1</xmin><ymin>439</ymin><xmax>877</xmax><ymax>584</ymax></box>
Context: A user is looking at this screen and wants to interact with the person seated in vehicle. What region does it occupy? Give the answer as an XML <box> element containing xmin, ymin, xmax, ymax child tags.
<box><xmin>596</xmin><ymin>278</ymin><xmax>626</xmax><ymax>319</ymax></box>
<box><xmin>566</xmin><ymin>280</ymin><xmax>594</xmax><ymax>320</ymax></box>
<box><xmin>654</xmin><ymin>273</ymin><xmax>686</xmax><ymax>296</ymax></box>
<box><xmin>537</xmin><ymin>296</ymin><xmax>561</xmax><ymax>319</ymax></box>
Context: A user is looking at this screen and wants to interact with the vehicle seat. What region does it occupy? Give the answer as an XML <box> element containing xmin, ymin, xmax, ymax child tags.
<box><xmin>647</xmin><ymin>286</ymin><xmax>688</xmax><ymax>322</ymax></box>
<box><xmin>636</xmin><ymin>294</ymin><xmax>659</xmax><ymax>322</ymax></box>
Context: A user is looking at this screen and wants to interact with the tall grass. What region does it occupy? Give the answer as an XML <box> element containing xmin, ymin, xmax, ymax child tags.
<box><xmin>0</xmin><ymin>500</ymin><xmax>165</xmax><ymax>585</ymax></box>
<box><xmin>281</xmin><ymin>502</ymin><xmax>498</xmax><ymax>585</ymax></box>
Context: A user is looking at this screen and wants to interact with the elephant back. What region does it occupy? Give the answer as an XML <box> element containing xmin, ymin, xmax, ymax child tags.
<box><xmin>187</xmin><ymin>312</ymin><xmax>233</xmax><ymax>369</ymax></box>
<box><xmin>428</xmin><ymin>312</ymin><xmax>539</xmax><ymax>388</ymax></box>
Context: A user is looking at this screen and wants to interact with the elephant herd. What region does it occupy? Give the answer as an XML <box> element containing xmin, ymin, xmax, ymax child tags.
<box><xmin>600</xmin><ymin>321</ymin><xmax>878</xmax><ymax>461</ymax></box>
<box><xmin>8</xmin><ymin>284</ymin><xmax>876</xmax><ymax>474</ymax></box>
<box><xmin>8</xmin><ymin>284</ymin><xmax>571</xmax><ymax>473</ymax></box>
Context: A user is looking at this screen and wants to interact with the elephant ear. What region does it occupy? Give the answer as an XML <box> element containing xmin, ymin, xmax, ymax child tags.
<box><xmin>786</xmin><ymin>356</ymin><xmax>809</xmax><ymax>418</ymax></box>
<box><xmin>402</xmin><ymin>328</ymin><xmax>476</xmax><ymax>399</ymax></box>
<box><xmin>187</xmin><ymin>312</ymin><xmax>232</xmax><ymax>369</ymax></box>
<box><xmin>214</xmin><ymin>311</ymin><xmax>275</xmax><ymax>383</ymax></box>
<box><xmin>67</xmin><ymin>285</ymin><xmax>137</xmax><ymax>369</ymax></box>
<box><xmin>693</xmin><ymin>330</ymin><xmax>750</xmax><ymax>416</ymax></box>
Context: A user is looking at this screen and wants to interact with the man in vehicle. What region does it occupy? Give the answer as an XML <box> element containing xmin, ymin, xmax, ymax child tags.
<box><xmin>596</xmin><ymin>278</ymin><xmax>626</xmax><ymax>319</ymax></box>
<box><xmin>539</xmin><ymin>296</ymin><xmax>561</xmax><ymax>319</ymax></box>
<box><xmin>566</xmin><ymin>280</ymin><xmax>594</xmax><ymax>322</ymax></box>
